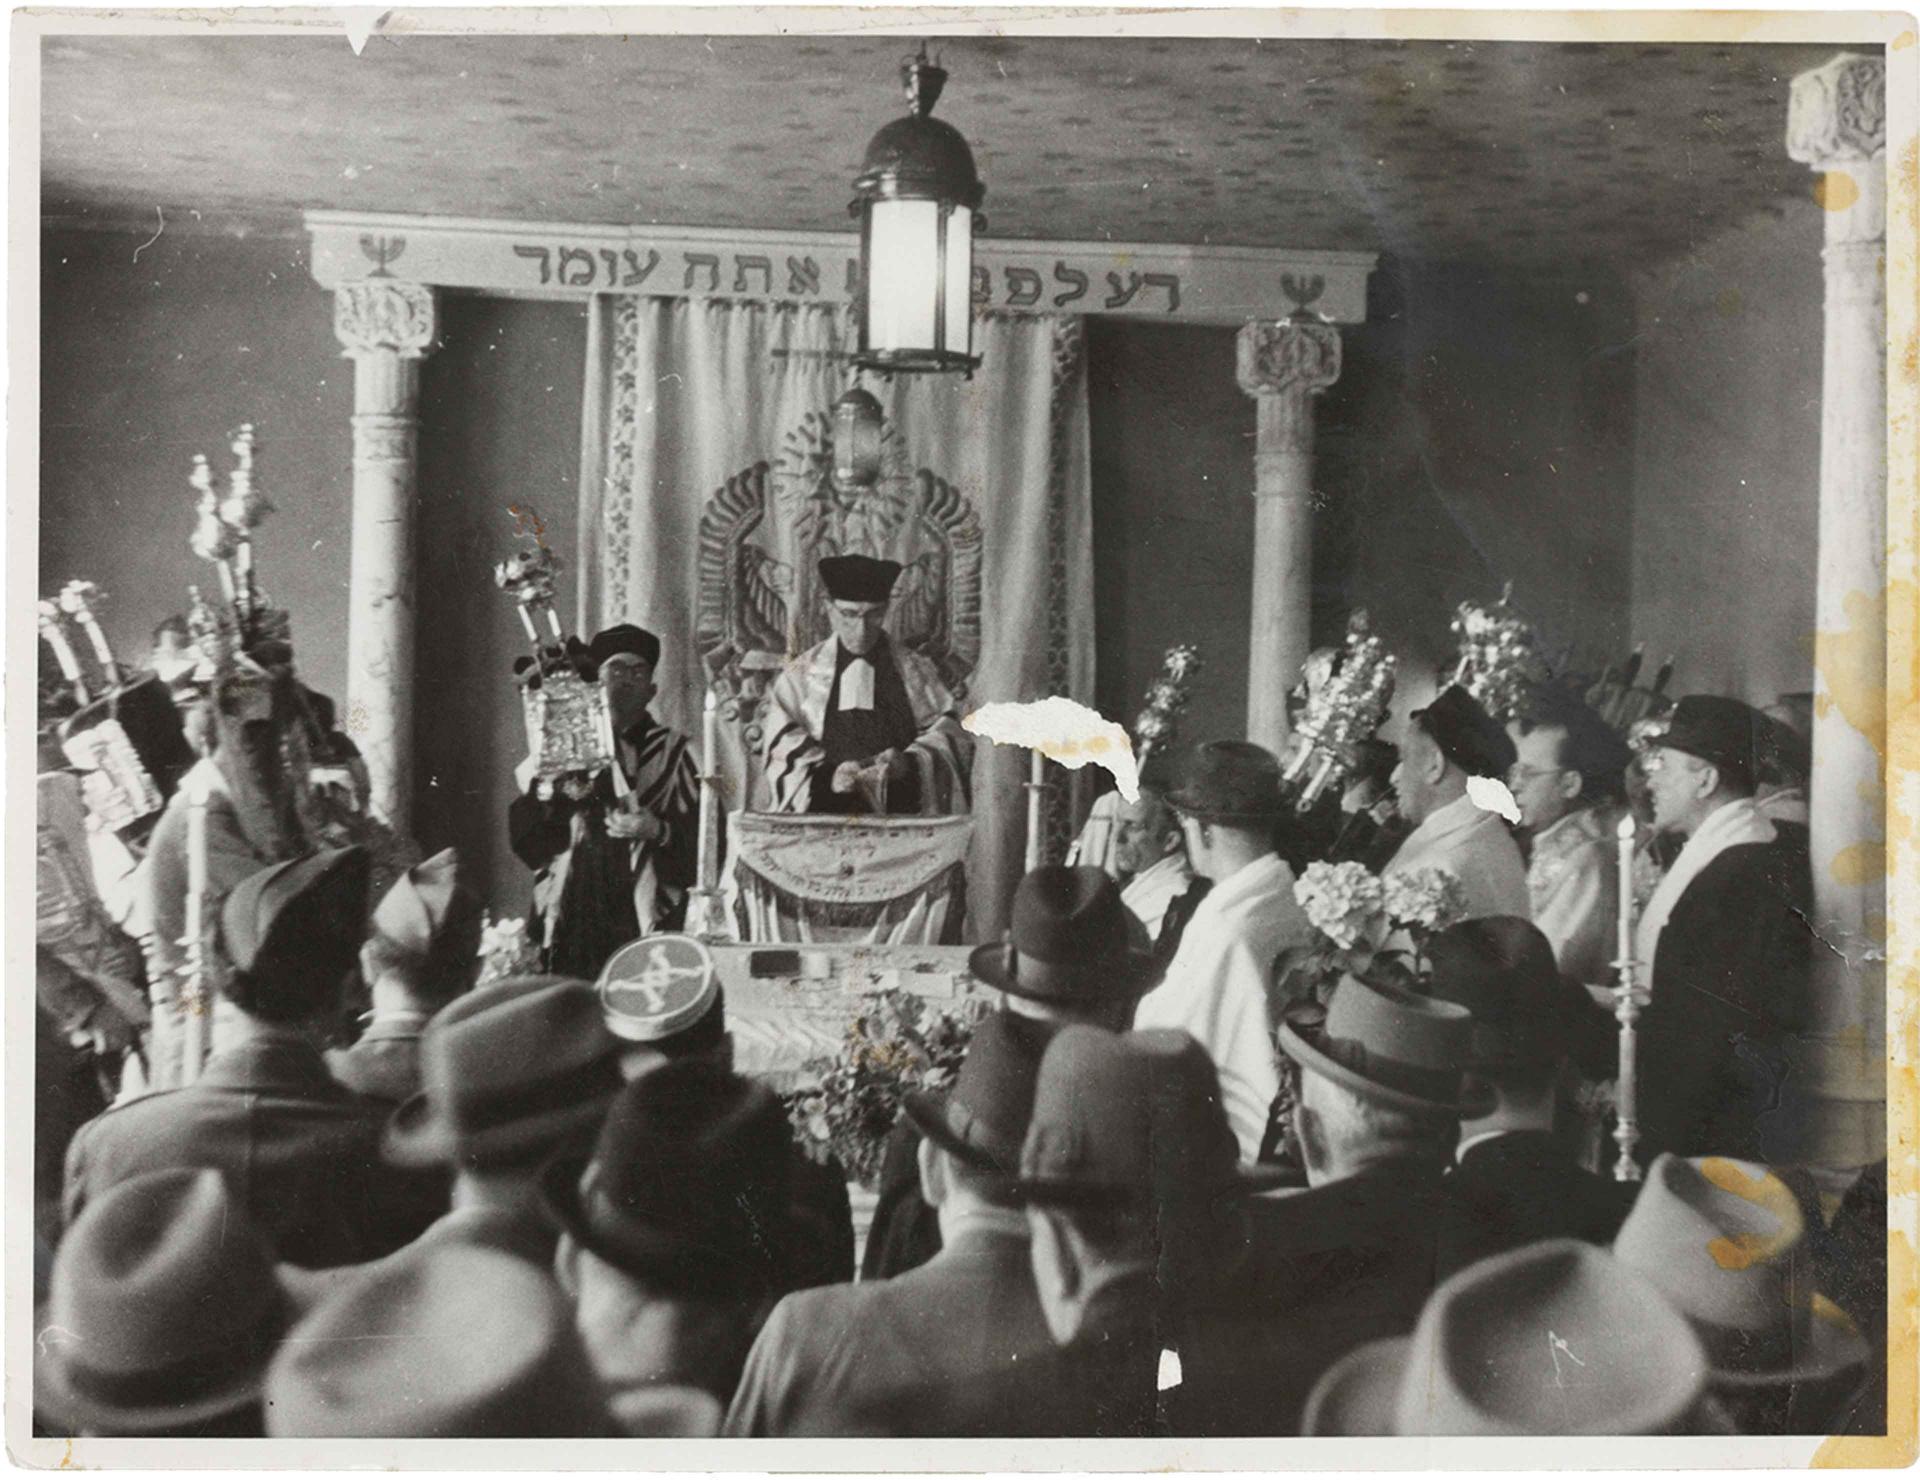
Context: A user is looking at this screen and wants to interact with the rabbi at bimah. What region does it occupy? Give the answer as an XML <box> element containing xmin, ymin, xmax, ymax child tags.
<box><xmin>762</xmin><ymin>555</ymin><xmax>970</xmax><ymax>816</ymax></box>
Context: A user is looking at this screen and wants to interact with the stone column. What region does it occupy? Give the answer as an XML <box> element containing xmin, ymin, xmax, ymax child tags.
<box><xmin>333</xmin><ymin>282</ymin><xmax>438</xmax><ymax>831</ymax></box>
<box><xmin>1236</xmin><ymin>316</ymin><xmax>1342</xmax><ymax>754</ymax></box>
<box><xmin>1787</xmin><ymin>53</ymin><xmax>1887</xmax><ymax>1168</ymax></box>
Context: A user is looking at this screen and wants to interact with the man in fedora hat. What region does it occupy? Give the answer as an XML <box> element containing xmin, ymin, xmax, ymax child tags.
<box><xmin>761</xmin><ymin>554</ymin><xmax>969</xmax><ymax>815</ymax></box>
<box><xmin>267</xmin><ymin>1243</ymin><xmax>664</xmax><ymax>1437</ymax></box>
<box><xmin>1134</xmin><ymin>740</ymin><xmax>1313</xmax><ymax>1160</ymax></box>
<box><xmin>1425</xmin><ymin>916</ymin><xmax>1632</xmax><ymax>1279</ymax></box>
<box><xmin>38</xmin><ymin>1167</ymin><xmax>330</xmax><ymax>1437</ymax></box>
<box><xmin>1385</xmin><ymin>684</ymin><xmax>1529</xmax><ymax>920</ymax></box>
<box><xmin>508</xmin><ymin>622</ymin><xmax>700</xmax><ymax>978</ymax></box>
<box><xmin>381</xmin><ymin>975</ymin><xmax>628</xmax><ymax>1269</ymax></box>
<box><xmin>1302</xmin><ymin>1240</ymin><xmax>1717</xmax><ymax>1436</ymax></box>
<box><xmin>547</xmin><ymin>1060</ymin><xmax>798</xmax><ymax>1411</ymax></box>
<box><xmin>328</xmin><ymin>846</ymin><xmax>485</xmax><ymax>1105</ymax></box>
<box><xmin>861</xmin><ymin>865</ymin><xmax>1152</xmax><ymax>1281</ymax></box>
<box><xmin>728</xmin><ymin>1013</ymin><xmax>1111</xmax><ymax>1436</ymax></box>
<box><xmin>599</xmin><ymin>936</ymin><xmax>855</xmax><ymax>1291</ymax></box>
<box><xmin>1634</xmin><ymin>694</ymin><xmax>1812</xmax><ymax>1161</ymax></box>
<box><xmin>1181</xmin><ymin>973</ymin><xmax>1484</xmax><ymax>1434</ymax></box>
<box><xmin>1613</xmin><ymin>1153</ymin><xmax>1869</xmax><ymax>1434</ymax></box>
<box><xmin>64</xmin><ymin>848</ymin><xmax>442</xmax><ymax>1267</ymax></box>
<box><xmin>1017</xmin><ymin>1025</ymin><xmax>1284</xmax><ymax>1437</ymax></box>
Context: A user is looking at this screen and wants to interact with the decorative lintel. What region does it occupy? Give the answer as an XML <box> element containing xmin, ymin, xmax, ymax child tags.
<box><xmin>306</xmin><ymin>210</ymin><xmax>1376</xmax><ymax>326</ymax></box>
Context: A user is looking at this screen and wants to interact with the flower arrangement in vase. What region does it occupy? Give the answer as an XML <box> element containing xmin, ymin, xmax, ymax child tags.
<box><xmin>1276</xmin><ymin>860</ymin><xmax>1469</xmax><ymax>1008</ymax></box>
<box><xmin>787</xmin><ymin>989</ymin><xmax>989</xmax><ymax>1189</ymax></box>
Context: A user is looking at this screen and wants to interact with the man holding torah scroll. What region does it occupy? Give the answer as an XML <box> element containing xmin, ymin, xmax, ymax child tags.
<box><xmin>508</xmin><ymin>624</ymin><xmax>699</xmax><ymax>980</ymax></box>
<box><xmin>761</xmin><ymin>555</ymin><xmax>970</xmax><ymax>816</ymax></box>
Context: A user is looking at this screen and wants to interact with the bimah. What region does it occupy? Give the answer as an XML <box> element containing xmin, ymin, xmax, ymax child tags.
<box><xmin>724</xmin><ymin>812</ymin><xmax>972</xmax><ymax>945</ymax></box>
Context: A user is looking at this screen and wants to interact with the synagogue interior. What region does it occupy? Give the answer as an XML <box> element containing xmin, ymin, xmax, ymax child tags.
<box><xmin>29</xmin><ymin>23</ymin><xmax>1898</xmax><ymax>1448</ymax></box>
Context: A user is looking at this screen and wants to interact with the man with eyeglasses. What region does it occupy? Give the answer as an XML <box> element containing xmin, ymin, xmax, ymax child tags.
<box><xmin>1505</xmin><ymin>689</ymin><xmax>1633</xmax><ymax>988</ymax></box>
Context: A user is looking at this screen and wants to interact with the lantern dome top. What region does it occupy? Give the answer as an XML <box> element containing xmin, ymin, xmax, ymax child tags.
<box><xmin>850</xmin><ymin>48</ymin><xmax>985</xmax><ymax>213</ymax></box>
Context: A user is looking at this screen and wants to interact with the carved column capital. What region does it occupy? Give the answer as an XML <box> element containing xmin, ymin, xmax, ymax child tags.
<box><xmin>1787</xmin><ymin>53</ymin><xmax>1886</xmax><ymax>167</ymax></box>
<box><xmin>334</xmin><ymin>281</ymin><xmax>439</xmax><ymax>359</ymax></box>
<box><xmin>1236</xmin><ymin>317</ymin><xmax>1343</xmax><ymax>401</ymax></box>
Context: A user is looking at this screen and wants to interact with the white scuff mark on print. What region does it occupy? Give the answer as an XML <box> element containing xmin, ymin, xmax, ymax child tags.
<box><xmin>1466</xmin><ymin>774</ymin><xmax>1520</xmax><ymax>825</ymax></box>
<box><xmin>963</xmin><ymin>697</ymin><xmax>1139</xmax><ymax>802</ymax></box>
<box><xmin>1157</xmin><ymin>1348</ymin><xmax>1183</xmax><ymax>1391</ymax></box>
<box><xmin>131</xmin><ymin>207</ymin><xmax>164</xmax><ymax>263</ymax></box>
<box><xmin>341</xmin><ymin>9</ymin><xmax>390</xmax><ymax>56</ymax></box>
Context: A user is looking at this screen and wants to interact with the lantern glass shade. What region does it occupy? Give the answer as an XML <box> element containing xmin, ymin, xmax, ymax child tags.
<box><xmin>848</xmin><ymin>48</ymin><xmax>983</xmax><ymax>376</ymax></box>
<box><xmin>858</xmin><ymin>200</ymin><xmax>975</xmax><ymax>373</ymax></box>
<box><xmin>832</xmin><ymin>388</ymin><xmax>885</xmax><ymax>488</ymax></box>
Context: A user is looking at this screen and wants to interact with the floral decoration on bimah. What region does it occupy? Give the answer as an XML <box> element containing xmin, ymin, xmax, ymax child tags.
<box><xmin>1446</xmin><ymin>584</ymin><xmax>1546</xmax><ymax>725</ymax></box>
<box><xmin>785</xmin><ymin>988</ymin><xmax>988</xmax><ymax>1189</ymax></box>
<box><xmin>1276</xmin><ymin>860</ymin><xmax>1471</xmax><ymax>1010</ymax></box>
<box><xmin>494</xmin><ymin>523</ymin><xmax>615</xmax><ymax>803</ymax></box>
<box><xmin>1278</xmin><ymin>610</ymin><xmax>1399</xmax><ymax>820</ymax></box>
<box><xmin>475</xmin><ymin>914</ymin><xmax>544</xmax><ymax>988</ymax></box>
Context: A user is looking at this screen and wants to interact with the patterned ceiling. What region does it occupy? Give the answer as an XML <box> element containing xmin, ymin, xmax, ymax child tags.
<box><xmin>40</xmin><ymin>32</ymin><xmax>1841</xmax><ymax>267</ymax></box>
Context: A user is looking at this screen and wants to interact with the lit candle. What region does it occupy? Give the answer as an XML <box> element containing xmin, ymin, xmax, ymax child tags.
<box><xmin>1615</xmin><ymin>812</ymin><xmax>1636</xmax><ymax>974</ymax></box>
<box><xmin>1025</xmin><ymin>747</ymin><xmax>1046</xmax><ymax>872</ymax></box>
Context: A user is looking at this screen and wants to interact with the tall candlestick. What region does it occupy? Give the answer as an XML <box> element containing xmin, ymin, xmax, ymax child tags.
<box><xmin>179</xmin><ymin>768</ymin><xmax>212</xmax><ymax>1086</ymax></box>
<box><xmin>697</xmin><ymin>689</ymin><xmax>719</xmax><ymax>895</ymax></box>
<box><xmin>1611</xmin><ymin>811</ymin><xmax>1643</xmax><ymax>1182</ymax></box>
<box><xmin>1025</xmin><ymin>747</ymin><xmax>1047</xmax><ymax>873</ymax></box>
<box><xmin>1616</xmin><ymin>812</ymin><xmax>1635</xmax><ymax>969</ymax></box>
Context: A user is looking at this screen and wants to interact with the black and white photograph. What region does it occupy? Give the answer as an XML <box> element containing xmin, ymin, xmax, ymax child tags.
<box><xmin>11</xmin><ymin>6</ymin><xmax>1914</xmax><ymax>1463</ymax></box>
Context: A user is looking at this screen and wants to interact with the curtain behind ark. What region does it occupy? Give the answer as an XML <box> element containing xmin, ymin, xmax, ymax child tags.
<box><xmin>577</xmin><ymin>296</ymin><xmax>1092</xmax><ymax>941</ymax></box>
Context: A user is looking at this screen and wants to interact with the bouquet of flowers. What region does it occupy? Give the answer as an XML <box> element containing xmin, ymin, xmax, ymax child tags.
<box><xmin>476</xmin><ymin>913</ymin><xmax>543</xmax><ymax>986</ymax></box>
<box><xmin>1276</xmin><ymin>860</ymin><xmax>1469</xmax><ymax>1006</ymax></box>
<box><xmin>787</xmin><ymin>989</ymin><xmax>989</xmax><ymax>1189</ymax></box>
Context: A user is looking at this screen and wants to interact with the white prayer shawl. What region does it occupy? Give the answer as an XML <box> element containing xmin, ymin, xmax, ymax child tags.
<box><xmin>1132</xmin><ymin>852</ymin><xmax>1312</xmax><ymax>1161</ymax></box>
<box><xmin>1385</xmin><ymin>793</ymin><xmax>1530</xmax><ymax>921</ymax></box>
<box><xmin>1526</xmin><ymin>805</ymin><xmax>1618</xmax><ymax>988</ymax></box>
<box><xmin>1633</xmin><ymin>797</ymin><xmax>1778</xmax><ymax>978</ymax></box>
<box><xmin>1120</xmin><ymin>849</ymin><xmax>1195</xmax><ymax>943</ymax></box>
<box><xmin>761</xmin><ymin>636</ymin><xmax>971</xmax><ymax>815</ymax></box>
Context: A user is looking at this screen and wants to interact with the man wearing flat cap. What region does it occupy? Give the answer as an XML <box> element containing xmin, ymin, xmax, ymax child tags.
<box><xmin>64</xmin><ymin>847</ymin><xmax>443</xmax><ymax>1267</ymax></box>
<box><xmin>1633</xmin><ymin>694</ymin><xmax>1811</xmax><ymax>1161</ymax></box>
<box><xmin>508</xmin><ymin>623</ymin><xmax>699</xmax><ymax>979</ymax></box>
<box><xmin>761</xmin><ymin>554</ymin><xmax>970</xmax><ymax>815</ymax></box>
<box><xmin>1385</xmin><ymin>684</ymin><xmax>1529</xmax><ymax>920</ymax></box>
<box><xmin>328</xmin><ymin>846</ymin><xmax>484</xmax><ymax>1104</ymax></box>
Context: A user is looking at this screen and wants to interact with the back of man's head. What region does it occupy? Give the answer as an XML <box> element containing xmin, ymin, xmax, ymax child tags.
<box><xmin>363</xmin><ymin>848</ymin><xmax>484</xmax><ymax>1011</ymax></box>
<box><xmin>1297</xmin><ymin>1070</ymin><xmax>1458</xmax><ymax>1184</ymax></box>
<box><xmin>220</xmin><ymin>848</ymin><xmax>371</xmax><ymax>1026</ymax></box>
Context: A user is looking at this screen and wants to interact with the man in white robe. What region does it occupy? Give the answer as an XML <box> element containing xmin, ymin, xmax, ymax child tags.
<box><xmin>1385</xmin><ymin>686</ymin><xmax>1529</xmax><ymax>921</ymax></box>
<box><xmin>1132</xmin><ymin>741</ymin><xmax>1312</xmax><ymax>1161</ymax></box>
<box><xmin>761</xmin><ymin>555</ymin><xmax>970</xmax><ymax>816</ymax></box>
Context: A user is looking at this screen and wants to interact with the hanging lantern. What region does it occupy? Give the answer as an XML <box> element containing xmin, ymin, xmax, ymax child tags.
<box><xmin>849</xmin><ymin>45</ymin><xmax>986</xmax><ymax>376</ymax></box>
<box><xmin>832</xmin><ymin>386</ymin><xmax>885</xmax><ymax>488</ymax></box>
